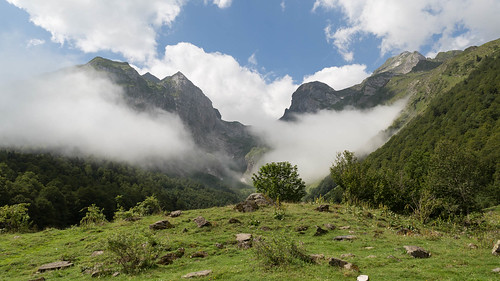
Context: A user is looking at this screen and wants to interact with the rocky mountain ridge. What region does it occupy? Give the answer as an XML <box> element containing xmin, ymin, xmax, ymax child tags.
<box><xmin>82</xmin><ymin>57</ymin><xmax>259</xmax><ymax>173</ymax></box>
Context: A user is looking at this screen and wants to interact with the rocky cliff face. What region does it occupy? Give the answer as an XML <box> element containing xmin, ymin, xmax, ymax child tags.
<box><xmin>83</xmin><ymin>57</ymin><xmax>258</xmax><ymax>173</ymax></box>
<box><xmin>281</xmin><ymin>51</ymin><xmax>427</xmax><ymax>120</ymax></box>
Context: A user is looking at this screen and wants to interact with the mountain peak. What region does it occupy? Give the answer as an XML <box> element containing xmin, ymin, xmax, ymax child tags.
<box><xmin>373</xmin><ymin>51</ymin><xmax>425</xmax><ymax>75</ymax></box>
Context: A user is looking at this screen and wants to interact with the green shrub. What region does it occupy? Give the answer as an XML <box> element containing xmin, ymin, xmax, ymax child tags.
<box><xmin>0</xmin><ymin>203</ymin><xmax>31</xmax><ymax>232</ymax></box>
<box><xmin>106</xmin><ymin>230</ymin><xmax>161</xmax><ymax>273</ymax></box>
<box><xmin>80</xmin><ymin>204</ymin><xmax>107</xmax><ymax>226</ymax></box>
<box><xmin>130</xmin><ymin>196</ymin><xmax>162</xmax><ymax>216</ymax></box>
<box><xmin>254</xmin><ymin>234</ymin><xmax>313</xmax><ymax>268</ymax></box>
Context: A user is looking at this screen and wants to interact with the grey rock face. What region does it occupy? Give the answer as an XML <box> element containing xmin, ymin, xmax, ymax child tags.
<box><xmin>404</xmin><ymin>245</ymin><xmax>431</xmax><ymax>258</ymax></box>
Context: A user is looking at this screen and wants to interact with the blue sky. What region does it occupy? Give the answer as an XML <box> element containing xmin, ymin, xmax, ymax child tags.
<box><xmin>2</xmin><ymin>0</ymin><xmax>500</xmax><ymax>124</ymax></box>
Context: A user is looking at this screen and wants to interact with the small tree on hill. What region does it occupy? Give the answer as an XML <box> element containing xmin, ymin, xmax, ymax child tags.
<box><xmin>252</xmin><ymin>162</ymin><xmax>306</xmax><ymax>202</ymax></box>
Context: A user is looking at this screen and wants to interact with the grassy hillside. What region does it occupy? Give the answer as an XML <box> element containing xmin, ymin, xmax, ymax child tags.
<box><xmin>1</xmin><ymin>202</ymin><xmax>499</xmax><ymax>280</ymax></box>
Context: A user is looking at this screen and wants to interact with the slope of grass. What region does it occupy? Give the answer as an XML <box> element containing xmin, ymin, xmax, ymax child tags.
<box><xmin>1</xmin><ymin>202</ymin><xmax>499</xmax><ymax>280</ymax></box>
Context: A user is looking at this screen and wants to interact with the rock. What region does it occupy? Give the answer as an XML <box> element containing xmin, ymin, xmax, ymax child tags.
<box><xmin>329</xmin><ymin>257</ymin><xmax>359</xmax><ymax>271</ymax></box>
<box><xmin>182</xmin><ymin>228</ymin><xmax>188</xmax><ymax>233</ymax></box>
<box><xmin>182</xmin><ymin>270</ymin><xmax>212</xmax><ymax>278</ymax></box>
<box><xmin>314</xmin><ymin>226</ymin><xmax>328</xmax><ymax>236</ymax></box>
<box><xmin>260</xmin><ymin>226</ymin><xmax>271</xmax><ymax>231</ymax></box>
<box><xmin>295</xmin><ymin>225</ymin><xmax>309</xmax><ymax>232</ymax></box>
<box><xmin>492</xmin><ymin>267</ymin><xmax>500</xmax><ymax>273</ymax></box>
<box><xmin>404</xmin><ymin>245</ymin><xmax>431</xmax><ymax>258</ymax></box>
<box><xmin>339</xmin><ymin>226</ymin><xmax>350</xmax><ymax>230</ymax></box>
<box><xmin>112</xmin><ymin>271</ymin><xmax>120</xmax><ymax>277</ymax></box>
<box><xmin>170</xmin><ymin>210</ymin><xmax>182</xmax><ymax>217</ymax></box>
<box><xmin>193</xmin><ymin>216</ymin><xmax>211</xmax><ymax>228</ymax></box>
<box><xmin>315</xmin><ymin>204</ymin><xmax>329</xmax><ymax>212</ymax></box>
<box><xmin>467</xmin><ymin>243</ymin><xmax>478</xmax><ymax>249</ymax></box>
<box><xmin>310</xmin><ymin>254</ymin><xmax>325</xmax><ymax>262</ymax></box>
<box><xmin>492</xmin><ymin>240</ymin><xmax>500</xmax><ymax>255</ymax></box>
<box><xmin>357</xmin><ymin>275</ymin><xmax>369</xmax><ymax>281</ymax></box>
<box><xmin>228</xmin><ymin>217</ymin><xmax>241</xmax><ymax>224</ymax></box>
<box><xmin>366</xmin><ymin>255</ymin><xmax>377</xmax><ymax>258</ymax></box>
<box><xmin>333</xmin><ymin>235</ymin><xmax>357</xmax><ymax>241</ymax></box>
<box><xmin>340</xmin><ymin>253</ymin><xmax>355</xmax><ymax>258</ymax></box>
<box><xmin>158</xmin><ymin>248</ymin><xmax>184</xmax><ymax>265</ymax></box>
<box><xmin>215</xmin><ymin>243</ymin><xmax>224</xmax><ymax>249</ymax></box>
<box><xmin>324</xmin><ymin>223</ymin><xmax>336</xmax><ymax>230</ymax></box>
<box><xmin>236</xmin><ymin>233</ymin><xmax>252</xmax><ymax>249</ymax></box>
<box><xmin>28</xmin><ymin>278</ymin><xmax>45</xmax><ymax>281</ymax></box>
<box><xmin>234</xmin><ymin>200</ymin><xmax>259</xmax><ymax>212</ymax></box>
<box><xmin>364</xmin><ymin>246</ymin><xmax>375</xmax><ymax>250</ymax></box>
<box><xmin>91</xmin><ymin>250</ymin><xmax>104</xmax><ymax>257</ymax></box>
<box><xmin>190</xmin><ymin>251</ymin><xmax>208</xmax><ymax>258</ymax></box>
<box><xmin>149</xmin><ymin>220</ymin><xmax>174</xmax><ymax>230</ymax></box>
<box><xmin>387</xmin><ymin>255</ymin><xmax>402</xmax><ymax>262</ymax></box>
<box><xmin>37</xmin><ymin>261</ymin><xmax>73</xmax><ymax>272</ymax></box>
<box><xmin>246</xmin><ymin>193</ymin><xmax>273</xmax><ymax>206</ymax></box>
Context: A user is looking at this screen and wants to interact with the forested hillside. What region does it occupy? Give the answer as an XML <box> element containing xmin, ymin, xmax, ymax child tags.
<box><xmin>327</xmin><ymin>47</ymin><xmax>499</xmax><ymax>221</ymax></box>
<box><xmin>0</xmin><ymin>150</ymin><xmax>246</xmax><ymax>229</ymax></box>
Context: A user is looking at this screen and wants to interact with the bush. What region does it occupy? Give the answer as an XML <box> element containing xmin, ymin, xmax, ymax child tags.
<box><xmin>0</xmin><ymin>203</ymin><xmax>31</xmax><ymax>232</ymax></box>
<box><xmin>80</xmin><ymin>204</ymin><xmax>107</xmax><ymax>226</ymax></box>
<box><xmin>254</xmin><ymin>235</ymin><xmax>313</xmax><ymax>268</ymax></box>
<box><xmin>106</xmin><ymin>230</ymin><xmax>161</xmax><ymax>273</ymax></box>
<box><xmin>252</xmin><ymin>162</ymin><xmax>306</xmax><ymax>202</ymax></box>
<box><xmin>130</xmin><ymin>196</ymin><xmax>162</xmax><ymax>216</ymax></box>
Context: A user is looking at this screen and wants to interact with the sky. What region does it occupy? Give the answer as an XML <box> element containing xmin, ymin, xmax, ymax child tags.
<box><xmin>2</xmin><ymin>0</ymin><xmax>500</xmax><ymax>124</ymax></box>
<box><xmin>1</xmin><ymin>0</ymin><xmax>500</xmax><ymax>181</ymax></box>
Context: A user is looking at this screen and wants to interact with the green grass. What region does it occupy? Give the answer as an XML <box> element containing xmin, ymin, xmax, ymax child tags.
<box><xmin>1</xmin><ymin>203</ymin><xmax>499</xmax><ymax>280</ymax></box>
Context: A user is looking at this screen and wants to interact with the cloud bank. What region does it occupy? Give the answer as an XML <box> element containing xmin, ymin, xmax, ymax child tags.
<box><xmin>314</xmin><ymin>0</ymin><xmax>500</xmax><ymax>60</ymax></box>
<box><xmin>252</xmin><ymin>100</ymin><xmax>406</xmax><ymax>182</ymax></box>
<box><xmin>0</xmin><ymin>69</ymin><xmax>196</xmax><ymax>165</ymax></box>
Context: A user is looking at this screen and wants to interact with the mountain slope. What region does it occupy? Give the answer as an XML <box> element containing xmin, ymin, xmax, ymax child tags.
<box><xmin>83</xmin><ymin>57</ymin><xmax>259</xmax><ymax>173</ymax></box>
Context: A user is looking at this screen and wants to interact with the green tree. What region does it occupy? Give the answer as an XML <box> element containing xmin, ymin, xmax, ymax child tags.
<box><xmin>252</xmin><ymin>162</ymin><xmax>306</xmax><ymax>202</ymax></box>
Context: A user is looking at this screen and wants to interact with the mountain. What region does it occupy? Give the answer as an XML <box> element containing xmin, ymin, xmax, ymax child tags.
<box><xmin>281</xmin><ymin>51</ymin><xmax>427</xmax><ymax>121</ymax></box>
<box><xmin>82</xmin><ymin>57</ymin><xmax>259</xmax><ymax>173</ymax></box>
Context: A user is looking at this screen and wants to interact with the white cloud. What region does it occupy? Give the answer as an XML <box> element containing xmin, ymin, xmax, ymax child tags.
<box><xmin>303</xmin><ymin>64</ymin><xmax>370</xmax><ymax>90</ymax></box>
<box><xmin>141</xmin><ymin>42</ymin><xmax>370</xmax><ymax>126</ymax></box>
<box><xmin>314</xmin><ymin>0</ymin><xmax>500</xmax><ymax>60</ymax></box>
<box><xmin>248</xmin><ymin>52</ymin><xmax>258</xmax><ymax>66</ymax></box>
<box><xmin>252</xmin><ymin>100</ymin><xmax>406</xmax><ymax>182</ymax></box>
<box><xmin>6</xmin><ymin>0</ymin><xmax>187</xmax><ymax>62</ymax></box>
<box><xmin>212</xmin><ymin>0</ymin><xmax>232</xmax><ymax>9</ymax></box>
<box><xmin>26</xmin><ymin>38</ymin><xmax>45</xmax><ymax>47</ymax></box>
<box><xmin>0</xmin><ymin>68</ymin><xmax>196</xmax><ymax>164</ymax></box>
<box><xmin>281</xmin><ymin>0</ymin><xmax>286</xmax><ymax>12</ymax></box>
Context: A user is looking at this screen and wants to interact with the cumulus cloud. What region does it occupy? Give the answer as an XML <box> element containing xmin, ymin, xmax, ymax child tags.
<box><xmin>0</xmin><ymin>68</ymin><xmax>196</xmax><ymax>165</ymax></box>
<box><xmin>141</xmin><ymin>42</ymin><xmax>370</xmax><ymax>126</ymax></box>
<box><xmin>6</xmin><ymin>0</ymin><xmax>187</xmax><ymax>62</ymax></box>
<box><xmin>303</xmin><ymin>64</ymin><xmax>370</xmax><ymax>90</ymax></box>
<box><xmin>212</xmin><ymin>0</ymin><xmax>233</xmax><ymax>9</ymax></box>
<box><xmin>252</xmin><ymin>100</ymin><xmax>406</xmax><ymax>182</ymax></box>
<box><xmin>314</xmin><ymin>0</ymin><xmax>500</xmax><ymax>60</ymax></box>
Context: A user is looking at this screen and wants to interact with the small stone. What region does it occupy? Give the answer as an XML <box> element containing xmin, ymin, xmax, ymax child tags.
<box><xmin>324</xmin><ymin>223</ymin><xmax>336</xmax><ymax>230</ymax></box>
<box><xmin>182</xmin><ymin>270</ymin><xmax>212</xmax><ymax>278</ymax></box>
<box><xmin>314</xmin><ymin>226</ymin><xmax>328</xmax><ymax>236</ymax></box>
<box><xmin>315</xmin><ymin>204</ymin><xmax>329</xmax><ymax>212</ymax></box>
<box><xmin>228</xmin><ymin>218</ymin><xmax>241</xmax><ymax>224</ymax></box>
<box><xmin>333</xmin><ymin>235</ymin><xmax>357</xmax><ymax>241</ymax></box>
<box><xmin>37</xmin><ymin>261</ymin><xmax>73</xmax><ymax>273</ymax></box>
<box><xmin>91</xmin><ymin>250</ymin><xmax>104</xmax><ymax>257</ymax></box>
<box><xmin>190</xmin><ymin>251</ymin><xmax>208</xmax><ymax>258</ymax></box>
<box><xmin>112</xmin><ymin>271</ymin><xmax>120</xmax><ymax>277</ymax></box>
<box><xmin>295</xmin><ymin>225</ymin><xmax>309</xmax><ymax>232</ymax></box>
<box><xmin>236</xmin><ymin>233</ymin><xmax>252</xmax><ymax>249</ymax></box>
<box><xmin>182</xmin><ymin>228</ymin><xmax>188</xmax><ymax>233</ymax></box>
<box><xmin>387</xmin><ymin>255</ymin><xmax>402</xmax><ymax>262</ymax></box>
<box><xmin>404</xmin><ymin>245</ymin><xmax>431</xmax><ymax>258</ymax></box>
<box><xmin>492</xmin><ymin>267</ymin><xmax>500</xmax><ymax>273</ymax></box>
<box><xmin>339</xmin><ymin>226</ymin><xmax>350</xmax><ymax>230</ymax></box>
<box><xmin>364</xmin><ymin>246</ymin><xmax>375</xmax><ymax>250</ymax></box>
<box><xmin>329</xmin><ymin>257</ymin><xmax>358</xmax><ymax>271</ymax></box>
<box><xmin>215</xmin><ymin>243</ymin><xmax>224</xmax><ymax>249</ymax></box>
<box><xmin>193</xmin><ymin>216</ymin><xmax>211</xmax><ymax>228</ymax></box>
<box><xmin>310</xmin><ymin>254</ymin><xmax>325</xmax><ymax>262</ymax></box>
<box><xmin>357</xmin><ymin>275</ymin><xmax>369</xmax><ymax>281</ymax></box>
<box><xmin>170</xmin><ymin>210</ymin><xmax>182</xmax><ymax>217</ymax></box>
<box><xmin>149</xmin><ymin>220</ymin><xmax>174</xmax><ymax>230</ymax></box>
<box><xmin>366</xmin><ymin>255</ymin><xmax>377</xmax><ymax>258</ymax></box>
<box><xmin>340</xmin><ymin>253</ymin><xmax>355</xmax><ymax>258</ymax></box>
<box><xmin>13</xmin><ymin>235</ymin><xmax>21</xmax><ymax>239</ymax></box>
<box><xmin>467</xmin><ymin>243</ymin><xmax>478</xmax><ymax>249</ymax></box>
<box><xmin>492</xmin><ymin>240</ymin><xmax>500</xmax><ymax>255</ymax></box>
